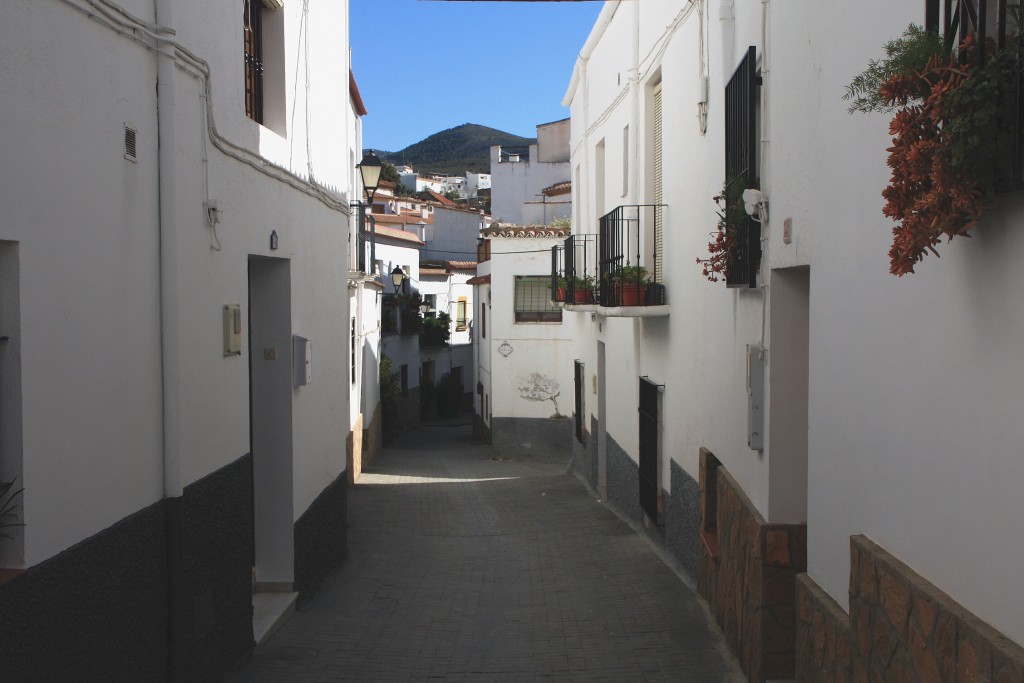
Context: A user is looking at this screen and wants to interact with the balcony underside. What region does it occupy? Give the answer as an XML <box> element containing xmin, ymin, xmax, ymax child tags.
<box><xmin>563</xmin><ymin>302</ymin><xmax>669</xmax><ymax>318</ymax></box>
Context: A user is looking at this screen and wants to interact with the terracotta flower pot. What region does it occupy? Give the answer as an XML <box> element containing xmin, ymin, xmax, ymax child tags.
<box><xmin>616</xmin><ymin>283</ymin><xmax>647</xmax><ymax>306</ymax></box>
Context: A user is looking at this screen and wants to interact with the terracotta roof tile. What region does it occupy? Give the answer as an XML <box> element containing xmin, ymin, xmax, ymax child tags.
<box><xmin>466</xmin><ymin>274</ymin><xmax>491</xmax><ymax>285</ymax></box>
<box><xmin>446</xmin><ymin>260</ymin><xmax>477</xmax><ymax>271</ymax></box>
<box><xmin>542</xmin><ymin>180</ymin><xmax>572</xmax><ymax>196</ymax></box>
<box><xmin>373</xmin><ymin>225</ymin><xmax>425</xmax><ymax>246</ymax></box>
<box><xmin>481</xmin><ymin>224</ymin><xmax>571</xmax><ymax>239</ymax></box>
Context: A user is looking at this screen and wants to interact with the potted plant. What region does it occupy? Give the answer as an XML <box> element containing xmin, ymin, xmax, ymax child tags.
<box><xmin>697</xmin><ymin>175</ymin><xmax>746</xmax><ymax>283</ymax></box>
<box><xmin>844</xmin><ymin>18</ymin><xmax>1023</xmax><ymax>275</ymax></box>
<box><xmin>571</xmin><ymin>275</ymin><xmax>596</xmax><ymax>303</ymax></box>
<box><xmin>554</xmin><ymin>274</ymin><xmax>568</xmax><ymax>302</ymax></box>
<box><xmin>613</xmin><ymin>263</ymin><xmax>650</xmax><ymax>305</ymax></box>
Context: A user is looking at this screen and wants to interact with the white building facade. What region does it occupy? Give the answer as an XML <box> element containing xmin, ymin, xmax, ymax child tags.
<box><xmin>564</xmin><ymin>1</ymin><xmax>1024</xmax><ymax>680</ymax></box>
<box><xmin>0</xmin><ymin>0</ymin><xmax>358</xmax><ymax>678</ymax></box>
<box><xmin>489</xmin><ymin>119</ymin><xmax>572</xmax><ymax>225</ymax></box>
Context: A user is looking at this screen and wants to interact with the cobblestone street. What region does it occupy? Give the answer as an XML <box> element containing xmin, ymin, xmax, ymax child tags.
<box><xmin>231</xmin><ymin>421</ymin><xmax>743</xmax><ymax>682</ymax></box>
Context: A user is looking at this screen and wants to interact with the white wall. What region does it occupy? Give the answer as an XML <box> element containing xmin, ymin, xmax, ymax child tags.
<box><xmin>490</xmin><ymin>142</ymin><xmax>571</xmax><ymax>225</ymax></box>
<box><xmin>421</xmin><ymin>206</ymin><xmax>485</xmax><ymax>262</ymax></box>
<box><xmin>486</xmin><ymin>237</ymin><xmax>574</xmax><ymax>421</ymax></box>
<box><xmin>565</xmin><ymin>0</ymin><xmax>1024</xmax><ymax>647</ymax></box>
<box><xmin>0</xmin><ymin>0</ymin><xmax>352</xmax><ymax>565</ymax></box>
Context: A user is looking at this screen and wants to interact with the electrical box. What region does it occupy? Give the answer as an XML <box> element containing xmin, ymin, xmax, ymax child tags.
<box><xmin>747</xmin><ymin>344</ymin><xmax>764</xmax><ymax>451</ymax></box>
<box><xmin>292</xmin><ymin>335</ymin><xmax>311</xmax><ymax>386</ymax></box>
<box><xmin>223</xmin><ymin>304</ymin><xmax>242</xmax><ymax>357</ymax></box>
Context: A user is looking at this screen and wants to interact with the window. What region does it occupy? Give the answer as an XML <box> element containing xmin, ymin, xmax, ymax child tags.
<box><xmin>514</xmin><ymin>276</ymin><xmax>562</xmax><ymax>323</ymax></box>
<box><xmin>243</xmin><ymin>0</ymin><xmax>264</xmax><ymax>124</ymax></box>
<box><xmin>622</xmin><ymin>124</ymin><xmax>630</xmax><ymax>197</ymax></box>
<box><xmin>242</xmin><ymin>1</ymin><xmax>284</xmax><ymax>133</ymax></box>
<box><xmin>481</xmin><ymin>301</ymin><xmax>486</xmax><ymax>338</ymax></box>
<box><xmin>724</xmin><ymin>46</ymin><xmax>762</xmax><ymax>288</ymax></box>
<box><xmin>652</xmin><ymin>83</ymin><xmax>664</xmax><ymax>281</ymax></box>
<box><xmin>350</xmin><ymin>318</ymin><xmax>356</xmax><ymax>385</ymax></box>
<box><xmin>423</xmin><ymin>294</ymin><xmax>437</xmax><ymax>318</ymax></box>
<box><xmin>400</xmin><ymin>364</ymin><xmax>409</xmax><ymax>398</ymax></box>
<box><xmin>456</xmin><ymin>297</ymin><xmax>468</xmax><ymax>331</ymax></box>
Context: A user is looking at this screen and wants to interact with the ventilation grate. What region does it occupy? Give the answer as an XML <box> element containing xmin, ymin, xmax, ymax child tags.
<box><xmin>124</xmin><ymin>125</ymin><xmax>137</xmax><ymax>162</ymax></box>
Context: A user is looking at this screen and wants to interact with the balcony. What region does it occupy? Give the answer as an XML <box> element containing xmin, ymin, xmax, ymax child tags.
<box><xmin>551</xmin><ymin>205</ymin><xmax>668</xmax><ymax>318</ymax></box>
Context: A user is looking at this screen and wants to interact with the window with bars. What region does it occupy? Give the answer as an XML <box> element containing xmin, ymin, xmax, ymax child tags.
<box><xmin>724</xmin><ymin>46</ymin><xmax>762</xmax><ymax>288</ymax></box>
<box><xmin>652</xmin><ymin>84</ymin><xmax>664</xmax><ymax>281</ymax></box>
<box><xmin>514</xmin><ymin>276</ymin><xmax>562</xmax><ymax>323</ymax></box>
<box><xmin>243</xmin><ymin>0</ymin><xmax>264</xmax><ymax>124</ymax></box>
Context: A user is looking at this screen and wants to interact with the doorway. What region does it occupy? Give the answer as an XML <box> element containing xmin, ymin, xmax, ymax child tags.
<box><xmin>767</xmin><ymin>266</ymin><xmax>809</xmax><ymax>523</ymax></box>
<box><xmin>248</xmin><ymin>256</ymin><xmax>294</xmax><ymax>590</ymax></box>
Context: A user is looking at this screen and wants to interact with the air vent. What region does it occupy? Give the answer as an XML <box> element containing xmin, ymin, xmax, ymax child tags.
<box><xmin>124</xmin><ymin>125</ymin><xmax>137</xmax><ymax>162</ymax></box>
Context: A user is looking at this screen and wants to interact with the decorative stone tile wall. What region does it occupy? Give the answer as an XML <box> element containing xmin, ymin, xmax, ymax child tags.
<box><xmin>796</xmin><ymin>573</ymin><xmax>852</xmax><ymax>682</ymax></box>
<box><xmin>665</xmin><ymin>460</ymin><xmax>700</xmax><ymax>578</ymax></box>
<box><xmin>697</xmin><ymin>448</ymin><xmax>807</xmax><ymax>683</ymax></box>
<box><xmin>847</xmin><ymin>535</ymin><xmax>1024</xmax><ymax>683</ymax></box>
<box><xmin>605</xmin><ymin>433</ymin><xmax>641</xmax><ymax>526</ymax></box>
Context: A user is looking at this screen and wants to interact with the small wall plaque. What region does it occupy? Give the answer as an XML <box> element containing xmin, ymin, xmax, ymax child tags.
<box><xmin>270</xmin><ymin>230</ymin><xmax>279</xmax><ymax>250</ymax></box>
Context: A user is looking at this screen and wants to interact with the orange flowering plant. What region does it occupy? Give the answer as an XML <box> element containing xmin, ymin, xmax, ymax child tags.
<box><xmin>845</xmin><ymin>20</ymin><xmax>1022</xmax><ymax>275</ymax></box>
<box><xmin>697</xmin><ymin>175</ymin><xmax>746</xmax><ymax>283</ymax></box>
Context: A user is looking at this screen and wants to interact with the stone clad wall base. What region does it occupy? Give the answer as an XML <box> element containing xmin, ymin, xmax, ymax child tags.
<box><xmin>796</xmin><ymin>573</ymin><xmax>852</xmax><ymax>682</ymax></box>
<box><xmin>665</xmin><ymin>460</ymin><xmax>700</xmax><ymax>578</ymax></box>
<box><xmin>697</xmin><ymin>449</ymin><xmax>807</xmax><ymax>683</ymax></box>
<box><xmin>848</xmin><ymin>535</ymin><xmax>1024</xmax><ymax>683</ymax></box>
<box><xmin>491</xmin><ymin>416</ymin><xmax>572</xmax><ymax>459</ymax></box>
<box><xmin>569</xmin><ymin>413</ymin><xmax>596</xmax><ymax>490</ymax></box>
<box><xmin>605</xmin><ymin>433</ymin><xmax>640</xmax><ymax>526</ymax></box>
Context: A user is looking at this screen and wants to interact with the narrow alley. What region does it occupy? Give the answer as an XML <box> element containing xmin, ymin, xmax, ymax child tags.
<box><xmin>231</xmin><ymin>421</ymin><xmax>743</xmax><ymax>682</ymax></box>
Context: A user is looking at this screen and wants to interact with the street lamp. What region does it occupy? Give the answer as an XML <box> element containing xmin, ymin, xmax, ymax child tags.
<box><xmin>357</xmin><ymin>150</ymin><xmax>383</xmax><ymax>205</ymax></box>
<box><xmin>390</xmin><ymin>266</ymin><xmax>406</xmax><ymax>292</ymax></box>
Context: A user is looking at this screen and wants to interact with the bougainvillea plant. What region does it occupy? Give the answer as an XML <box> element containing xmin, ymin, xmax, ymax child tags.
<box><xmin>845</xmin><ymin>21</ymin><xmax>1022</xmax><ymax>275</ymax></box>
<box><xmin>697</xmin><ymin>175</ymin><xmax>746</xmax><ymax>282</ymax></box>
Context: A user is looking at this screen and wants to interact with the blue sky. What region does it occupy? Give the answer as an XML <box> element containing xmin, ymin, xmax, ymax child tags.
<box><xmin>350</xmin><ymin>0</ymin><xmax>603</xmax><ymax>153</ymax></box>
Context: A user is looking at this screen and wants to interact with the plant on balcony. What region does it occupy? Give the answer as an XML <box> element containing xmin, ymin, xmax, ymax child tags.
<box><xmin>1</xmin><ymin>479</ymin><xmax>24</xmax><ymax>540</ymax></box>
<box><xmin>571</xmin><ymin>275</ymin><xmax>596</xmax><ymax>303</ymax></box>
<box><xmin>697</xmin><ymin>176</ymin><xmax>745</xmax><ymax>283</ymax></box>
<box><xmin>844</xmin><ymin>18</ymin><xmax>1023</xmax><ymax>275</ymax></box>
<box><xmin>610</xmin><ymin>263</ymin><xmax>651</xmax><ymax>305</ymax></box>
<box><xmin>553</xmin><ymin>274</ymin><xmax>568</xmax><ymax>302</ymax></box>
<box><xmin>420</xmin><ymin>311</ymin><xmax>452</xmax><ymax>347</ymax></box>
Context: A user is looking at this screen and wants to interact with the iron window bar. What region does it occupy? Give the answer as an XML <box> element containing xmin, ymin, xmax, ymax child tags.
<box><xmin>725</xmin><ymin>46</ymin><xmax>761</xmax><ymax>288</ymax></box>
<box><xmin>243</xmin><ymin>0</ymin><xmax>264</xmax><ymax>124</ymax></box>
<box><xmin>352</xmin><ymin>203</ymin><xmax>376</xmax><ymax>275</ymax></box>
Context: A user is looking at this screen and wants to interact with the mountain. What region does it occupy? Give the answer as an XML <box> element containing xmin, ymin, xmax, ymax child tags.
<box><xmin>376</xmin><ymin>123</ymin><xmax>536</xmax><ymax>176</ymax></box>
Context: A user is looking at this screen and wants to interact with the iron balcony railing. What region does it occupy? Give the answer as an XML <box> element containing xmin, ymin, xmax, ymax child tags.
<box><xmin>551</xmin><ymin>235</ymin><xmax>600</xmax><ymax>304</ymax></box>
<box><xmin>598</xmin><ymin>205</ymin><xmax>666</xmax><ymax>307</ymax></box>
<box><xmin>926</xmin><ymin>0</ymin><xmax>1024</xmax><ymax>190</ymax></box>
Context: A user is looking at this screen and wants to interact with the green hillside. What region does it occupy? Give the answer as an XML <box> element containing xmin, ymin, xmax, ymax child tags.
<box><xmin>377</xmin><ymin>123</ymin><xmax>535</xmax><ymax>176</ymax></box>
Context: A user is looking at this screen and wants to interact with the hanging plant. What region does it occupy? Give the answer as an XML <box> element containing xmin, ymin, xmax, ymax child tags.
<box><xmin>697</xmin><ymin>175</ymin><xmax>747</xmax><ymax>283</ymax></box>
<box><xmin>845</xmin><ymin>20</ymin><xmax>1023</xmax><ymax>275</ymax></box>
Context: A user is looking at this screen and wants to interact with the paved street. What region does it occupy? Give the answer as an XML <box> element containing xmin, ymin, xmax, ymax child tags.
<box><xmin>231</xmin><ymin>421</ymin><xmax>743</xmax><ymax>682</ymax></box>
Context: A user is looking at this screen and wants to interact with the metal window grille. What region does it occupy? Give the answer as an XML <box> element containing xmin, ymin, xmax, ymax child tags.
<box><xmin>638</xmin><ymin>377</ymin><xmax>661</xmax><ymax>524</ymax></box>
<box><xmin>514</xmin><ymin>276</ymin><xmax>561</xmax><ymax>323</ymax></box>
<box><xmin>350</xmin><ymin>318</ymin><xmax>356</xmax><ymax>384</ymax></box>
<box><xmin>724</xmin><ymin>46</ymin><xmax>761</xmax><ymax>288</ymax></box>
<box><xmin>243</xmin><ymin>0</ymin><xmax>264</xmax><ymax>124</ymax></box>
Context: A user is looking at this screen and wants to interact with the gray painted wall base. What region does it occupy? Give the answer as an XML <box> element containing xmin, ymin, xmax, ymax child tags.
<box><xmin>491</xmin><ymin>416</ymin><xmax>572</xmax><ymax>459</ymax></box>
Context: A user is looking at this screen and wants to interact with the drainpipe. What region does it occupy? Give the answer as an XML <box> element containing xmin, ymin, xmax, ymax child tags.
<box><xmin>154</xmin><ymin>0</ymin><xmax>186</xmax><ymax>679</ymax></box>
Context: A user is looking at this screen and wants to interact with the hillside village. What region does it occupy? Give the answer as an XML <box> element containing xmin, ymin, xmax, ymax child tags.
<box><xmin>2</xmin><ymin>1</ymin><xmax>1024</xmax><ymax>682</ymax></box>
